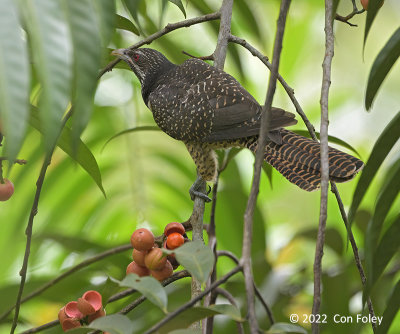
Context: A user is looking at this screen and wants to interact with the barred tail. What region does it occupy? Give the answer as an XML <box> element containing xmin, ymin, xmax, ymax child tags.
<box><xmin>246</xmin><ymin>129</ymin><xmax>364</xmax><ymax>191</ymax></box>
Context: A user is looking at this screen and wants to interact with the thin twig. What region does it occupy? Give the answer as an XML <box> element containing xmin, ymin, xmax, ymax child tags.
<box><xmin>311</xmin><ymin>1</ymin><xmax>334</xmax><ymax>333</ymax></box>
<box><xmin>242</xmin><ymin>1</ymin><xmax>291</xmax><ymax>333</ymax></box>
<box><xmin>230</xmin><ymin>4</ymin><xmax>375</xmax><ymax>330</ymax></box>
<box><xmin>335</xmin><ymin>0</ymin><xmax>365</xmax><ymax>27</ymax></box>
<box><xmin>99</xmin><ymin>12</ymin><xmax>221</xmax><ymax>77</ymax></box>
<box><xmin>228</xmin><ymin>34</ymin><xmax>317</xmax><ymax>141</ymax></box>
<box><xmin>10</xmin><ymin>108</ymin><xmax>74</xmax><ymax>334</ymax></box>
<box><xmin>19</xmin><ymin>320</ymin><xmax>59</xmax><ymax>334</ymax></box>
<box><xmin>217</xmin><ymin>250</ymin><xmax>274</xmax><ymax>325</ymax></box>
<box><xmin>20</xmin><ymin>271</ymin><xmax>191</xmax><ymax>334</ymax></box>
<box><xmin>214</xmin><ymin>288</ymin><xmax>245</xmax><ymax>334</ymax></box>
<box><xmin>142</xmin><ymin>265</ymin><xmax>242</xmax><ymax>334</ymax></box>
<box><xmin>331</xmin><ymin>183</ymin><xmax>376</xmax><ymax>331</ymax></box>
<box><xmin>0</xmin><ymin>244</ymin><xmax>131</xmax><ymax>322</ymax></box>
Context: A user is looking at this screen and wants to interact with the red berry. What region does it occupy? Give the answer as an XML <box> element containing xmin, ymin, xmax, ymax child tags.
<box><xmin>166</xmin><ymin>233</ymin><xmax>185</xmax><ymax>250</ymax></box>
<box><xmin>132</xmin><ymin>249</ymin><xmax>147</xmax><ymax>267</ymax></box>
<box><xmin>164</xmin><ymin>222</ymin><xmax>185</xmax><ymax>237</ymax></box>
<box><xmin>130</xmin><ymin>228</ymin><xmax>155</xmax><ymax>251</ymax></box>
<box><xmin>126</xmin><ymin>261</ymin><xmax>150</xmax><ymax>277</ymax></box>
<box><xmin>0</xmin><ymin>179</ymin><xmax>14</xmax><ymax>201</ymax></box>
<box><xmin>150</xmin><ymin>260</ymin><xmax>173</xmax><ymax>281</ymax></box>
<box><xmin>144</xmin><ymin>248</ymin><xmax>167</xmax><ymax>270</ymax></box>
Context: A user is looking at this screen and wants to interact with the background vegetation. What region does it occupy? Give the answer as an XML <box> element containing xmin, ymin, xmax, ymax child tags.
<box><xmin>0</xmin><ymin>0</ymin><xmax>399</xmax><ymax>333</ymax></box>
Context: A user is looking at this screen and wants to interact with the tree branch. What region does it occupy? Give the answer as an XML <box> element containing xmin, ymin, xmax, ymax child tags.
<box><xmin>242</xmin><ymin>1</ymin><xmax>291</xmax><ymax>332</ymax></box>
<box><xmin>0</xmin><ymin>244</ymin><xmax>131</xmax><ymax>322</ymax></box>
<box><xmin>214</xmin><ymin>288</ymin><xmax>245</xmax><ymax>334</ymax></box>
<box><xmin>311</xmin><ymin>1</ymin><xmax>334</xmax><ymax>333</ymax></box>
<box><xmin>10</xmin><ymin>108</ymin><xmax>74</xmax><ymax>334</ymax></box>
<box><xmin>142</xmin><ymin>265</ymin><xmax>242</xmax><ymax>334</ymax></box>
<box><xmin>99</xmin><ymin>12</ymin><xmax>221</xmax><ymax>77</ymax></box>
<box><xmin>331</xmin><ymin>183</ymin><xmax>377</xmax><ymax>331</ymax></box>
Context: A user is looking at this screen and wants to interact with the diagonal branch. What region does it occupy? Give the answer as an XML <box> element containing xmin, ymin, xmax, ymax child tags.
<box><xmin>10</xmin><ymin>108</ymin><xmax>74</xmax><ymax>334</ymax></box>
<box><xmin>242</xmin><ymin>1</ymin><xmax>291</xmax><ymax>332</ymax></box>
<box><xmin>142</xmin><ymin>265</ymin><xmax>242</xmax><ymax>334</ymax></box>
<box><xmin>0</xmin><ymin>244</ymin><xmax>131</xmax><ymax>322</ymax></box>
<box><xmin>99</xmin><ymin>12</ymin><xmax>221</xmax><ymax>77</ymax></box>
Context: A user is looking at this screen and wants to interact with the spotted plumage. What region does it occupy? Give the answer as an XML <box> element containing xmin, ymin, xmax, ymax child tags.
<box><xmin>112</xmin><ymin>48</ymin><xmax>364</xmax><ymax>191</ymax></box>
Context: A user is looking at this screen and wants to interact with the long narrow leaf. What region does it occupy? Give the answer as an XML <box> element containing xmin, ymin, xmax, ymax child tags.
<box><xmin>0</xmin><ymin>0</ymin><xmax>30</xmax><ymax>165</ymax></box>
<box><xmin>92</xmin><ymin>0</ymin><xmax>115</xmax><ymax>47</ymax></box>
<box><xmin>168</xmin><ymin>0</ymin><xmax>186</xmax><ymax>18</ymax></box>
<box><xmin>64</xmin><ymin>0</ymin><xmax>102</xmax><ymax>153</ymax></box>
<box><xmin>348</xmin><ymin>111</ymin><xmax>400</xmax><ymax>223</ymax></box>
<box><xmin>376</xmin><ymin>280</ymin><xmax>400</xmax><ymax>334</ymax></box>
<box><xmin>21</xmin><ymin>0</ymin><xmax>72</xmax><ymax>153</ymax></box>
<box><xmin>363</xmin><ymin>0</ymin><xmax>385</xmax><ymax>47</ymax></box>
<box><xmin>116</xmin><ymin>14</ymin><xmax>139</xmax><ymax>35</ymax></box>
<box><xmin>30</xmin><ymin>108</ymin><xmax>106</xmax><ymax>197</ymax></box>
<box><xmin>365</xmin><ymin>28</ymin><xmax>400</xmax><ymax>110</ymax></box>
<box><xmin>365</xmin><ymin>160</ymin><xmax>400</xmax><ymax>292</ymax></box>
<box><xmin>368</xmin><ymin>214</ymin><xmax>400</xmax><ymax>296</ymax></box>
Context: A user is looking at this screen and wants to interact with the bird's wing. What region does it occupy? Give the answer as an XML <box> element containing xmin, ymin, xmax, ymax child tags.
<box><xmin>202</xmin><ymin>89</ymin><xmax>297</xmax><ymax>142</ymax></box>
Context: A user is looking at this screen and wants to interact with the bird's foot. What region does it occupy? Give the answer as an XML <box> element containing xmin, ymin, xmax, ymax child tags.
<box><xmin>189</xmin><ymin>177</ymin><xmax>212</xmax><ymax>202</ymax></box>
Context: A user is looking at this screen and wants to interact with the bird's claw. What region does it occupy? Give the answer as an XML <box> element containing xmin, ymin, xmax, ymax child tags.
<box><xmin>189</xmin><ymin>177</ymin><xmax>212</xmax><ymax>202</ymax></box>
<box><xmin>189</xmin><ymin>189</ymin><xmax>212</xmax><ymax>202</ymax></box>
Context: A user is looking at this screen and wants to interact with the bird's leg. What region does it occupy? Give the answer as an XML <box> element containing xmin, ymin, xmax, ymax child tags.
<box><xmin>189</xmin><ymin>175</ymin><xmax>212</xmax><ymax>202</ymax></box>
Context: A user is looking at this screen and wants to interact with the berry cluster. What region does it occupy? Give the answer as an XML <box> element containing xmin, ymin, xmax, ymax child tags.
<box><xmin>0</xmin><ymin>179</ymin><xmax>14</xmax><ymax>201</ymax></box>
<box><xmin>58</xmin><ymin>290</ymin><xmax>106</xmax><ymax>332</ymax></box>
<box><xmin>127</xmin><ymin>222</ymin><xmax>187</xmax><ymax>281</ymax></box>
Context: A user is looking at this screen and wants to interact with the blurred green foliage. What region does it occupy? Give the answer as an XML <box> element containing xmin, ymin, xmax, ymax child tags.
<box><xmin>0</xmin><ymin>0</ymin><xmax>399</xmax><ymax>333</ymax></box>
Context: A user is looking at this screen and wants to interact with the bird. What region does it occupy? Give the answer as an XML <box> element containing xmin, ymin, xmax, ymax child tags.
<box><xmin>111</xmin><ymin>47</ymin><xmax>364</xmax><ymax>200</ymax></box>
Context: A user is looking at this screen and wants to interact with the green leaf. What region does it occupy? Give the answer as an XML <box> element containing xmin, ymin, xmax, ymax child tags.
<box><xmin>89</xmin><ymin>314</ymin><xmax>133</xmax><ymax>334</ymax></box>
<box><xmin>265</xmin><ymin>322</ymin><xmax>307</xmax><ymax>334</ymax></box>
<box><xmin>166</xmin><ymin>241</ymin><xmax>214</xmax><ymax>284</ymax></box>
<box><xmin>0</xmin><ymin>0</ymin><xmax>30</xmax><ymax>165</ymax></box>
<box><xmin>365</xmin><ymin>27</ymin><xmax>400</xmax><ymax>110</ymax></box>
<box><xmin>363</xmin><ymin>0</ymin><xmax>385</xmax><ymax>47</ymax></box>
<box><xmin>64</xmin><ymin>0</ymin><xmax>102</xmax><ymax>153</ymax></box>
<box><xmin>348</xmin><ymin>111</ymin><xmax>400</xmax><ymax>223</ymax></box>
<box><xmin>208</xmin><ymin>304</ymin><xmax>243</xmax><ymax>322</ymax></box>
<box><xmin>116</xmin><ymin>14</ymin><xmax>139</xmax><ymax>35</ymax></box>
<box><xmin>21</xmin><ymin>0</ymin><xmax>72</xmax><ymax>153</ymax></box>
<box><xmin>293</xmin><ymin>130</ymin><xmax>361</xmax><ymax>157</ymax></box>
<box><xmin>376</xmin><ymin>280</ymin><xmax>400</xmax><ymax>334</ymax></box>
<box><xmin>168</xmin><ymin>0</ymin><xmax>186</xmax><ymax>18</ymax></box>
<box><xmin>369</xmin><ymin>214</ymin><xmax>400</xmax><ymax>295</ymax></box>
<box><xmin>119</xmin><ymin>274</ymin><xmax>168</xmax><ymax>312</ymax></box>
<box><xmin>102</xmin><ymin>126</ymin><xmax>160</xmax><ymax>151</ymax></box>
<box><xmin>29</xmin><ymin>107</ymin><xmax>106</xmax><ymax>197</ymax></box>
<box><xmin>365</xmin><ymin>159</ymin><xmax>400</xmax><ymax>294</ymax></box>
<box><xmin>93</xmin><ymin>0</ymin><xmax>116</xmax><ymax>47</ymax></box>
<box><xmin>158</xmin><ymin>305</ymin><xmax>242</xmax><ymax>334</ymax></box>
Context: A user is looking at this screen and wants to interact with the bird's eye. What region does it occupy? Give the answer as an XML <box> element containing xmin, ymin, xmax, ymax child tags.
<box><xmin>133</xmin><ymin>54</ymin><xmax>140</xmax><ymax>62</ymax></box>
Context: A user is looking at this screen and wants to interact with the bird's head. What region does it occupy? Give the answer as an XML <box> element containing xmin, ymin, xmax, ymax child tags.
<box><xmin>111</xmin><ymin>48</ymin><xmax>173</xmax><ymax>86</ymax></box>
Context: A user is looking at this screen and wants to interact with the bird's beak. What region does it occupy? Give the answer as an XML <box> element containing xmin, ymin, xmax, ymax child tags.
<box><xmin>111</xmin><ymin>48</ymin><xmax>132</xmax><ymax>64</ymax></box>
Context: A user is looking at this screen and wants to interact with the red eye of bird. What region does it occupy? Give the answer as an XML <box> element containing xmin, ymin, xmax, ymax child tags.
<box><xmin>133</xmin><ymin>54</ymin><xmax>140</xmax><ymax>61</ymax></box>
